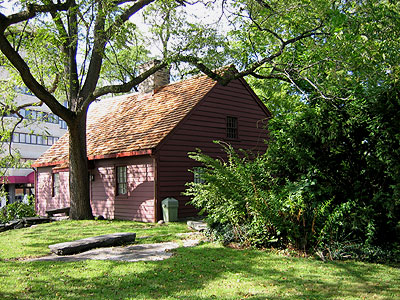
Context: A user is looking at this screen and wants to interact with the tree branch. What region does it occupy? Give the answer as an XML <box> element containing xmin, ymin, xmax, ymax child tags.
<box><xmin>67</xmin><ymin>1</ymin><xmax>80</xmax><ymax>102</ymax></box>
<box><xmin>92</xmin><ymin>61</ymin><xmax>167</xmax><ymax>99</ymax></box>
<box><xmin>175</xmin><ymin>55</ymin><xmax>226</xmax><ymax>83</ymax></box>
<box><xmin>249</xmin><ymin>71</ymin><xmax>290</xmax><ymax>83</ymax></box>
<box><xmin>78</xmin><ymin>0</ymin><xmax>107</xmax><ymax>101</ymax></box>
<box><xmin>0</xmin><ymin>1</ymin><xmax>72</xmax><ymax>28</ymax></box>
<box><xmin>0</xmin><ymin>34</ymin><xmax>74</xmax><ymax>122</ymax></box>
<box><xmin>105</xmin><ymin>0</ymin><xmax>155</xmax><ymax>40</ymax></box>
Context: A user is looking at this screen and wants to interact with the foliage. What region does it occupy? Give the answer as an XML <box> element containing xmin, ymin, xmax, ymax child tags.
<box><xmin>185</xmin><ymin>143</ymin><xmax>335</xmax><ymax>250</ymax></box>
<box><xmin>186</xmin><ymin>87</ymin><xmax>400</xmax><ymax>260</ymax></box>
<box><xmin>0</xmin><ymin>0</ymin><xmax>350</xmax><ymax>220</ymax></box>
<box><xmin>266</xmin><ymin>85</ymin><xmax>400</xmax><ymax>248</ymax></box>
<box><xmin>185</xmin><ymin>0</ymin><xmax>400</xmax><ymax>261</ymax></box>
<box><xmin>0</xmin><ymin>221</ymin><xmax>399</xmax><ymax>299</ymax></box>
<box><xmin>318</xmin><ymin>241</ymin><xmax>400</xmax><ymax>264</ymax></box>
<box><xmin>0</xmin><ymin>195</ymin><xmax>36</xmax><ymax>223</ymax></box>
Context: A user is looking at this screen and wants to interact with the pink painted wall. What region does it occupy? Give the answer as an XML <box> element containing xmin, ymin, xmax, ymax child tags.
<box><xmin>91</xmin><ymin>155</ymin><xmax>155</xmax><ymax>221</ymax></box>
<box><xmin>36</xmin><ymin>168</ymin><xmax>70</xmax><ymax>216</ymax></box>
<box><xmin>91</xmin><ymin>165</ymin><xmax>115</xmax><ymax>219</ymax></box>
<box><xmin>36</xmin><ymin>156</ymin><xmax>155</xmax><ymax>221</ymax></box>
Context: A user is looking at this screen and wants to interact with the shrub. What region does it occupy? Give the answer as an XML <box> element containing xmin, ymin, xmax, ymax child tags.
<box><xmin>185</xmin><ymin>141</ymin><xmax>399</xmax><ymax>257</ymax></box>
<box><xmin>0</xmin><ymin>196</ymin><xmax>36</xmax><ymax>223</ymax></box>
<box><xmin>185</xmin><ymin>142</ymin><xmax>334</xmax><ymax>250</ymax></box>
<box><xmin>318</xmin><ymin>241</ymin><xmax>400</xmax><ymax>264</ymax></box>
<box><xmin>185</xmin><ymin>86</ymin><xmax>400</xmax><ymax>261</ymax></box>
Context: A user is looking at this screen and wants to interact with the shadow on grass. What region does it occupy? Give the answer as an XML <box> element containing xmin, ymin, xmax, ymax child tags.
<box><xmin>1</xmin><ymin>244</ymin><xmax>398</xmax><ymax>300</ymax></box>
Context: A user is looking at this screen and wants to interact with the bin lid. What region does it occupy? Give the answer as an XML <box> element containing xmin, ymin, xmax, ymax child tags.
<box><xmin>161</xmin><ymin>197</ymin><xmax>179</xmax><ymax>207</ymax></box>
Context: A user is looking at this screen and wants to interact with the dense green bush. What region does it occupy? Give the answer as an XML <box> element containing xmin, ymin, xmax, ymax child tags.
<box><xmin>185</xmin><ymin>87</ymin><xmax>400</xmax><ymax>261</ymax></box>
<box><xmin>318</xmin><ymin>241</ymin><xmax>400</xmax><ymax>264</ymax></box>
<box><xmin>0</xmin><ymin>196</ymin><xmax>36</xmax><ymax>223</ymax></box>
<box><xmin>185</xmin><ymin>143</ymin><xmax>335</xmax><ymax>250</ymax></box>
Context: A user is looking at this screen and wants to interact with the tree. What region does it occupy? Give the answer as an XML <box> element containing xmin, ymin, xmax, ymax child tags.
<box><xmin>186</xmin><ymin>1</ymin><xmax>400</xmax><ymax>257</ymax></box>
<box><xmin>0</xmin><ymin>0</ymin><xmax>170</xmax><ymax>219</ymax></box>
<box><xmin>0</xmin><ymin>0</ymin><xmax>333</xmax><ymax>219</ymax></box>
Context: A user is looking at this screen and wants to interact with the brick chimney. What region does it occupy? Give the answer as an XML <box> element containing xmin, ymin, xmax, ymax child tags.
<box><xmin>138</xmin><ymin>60</ymin><xmax>170</xmax><ymax>94</ymax></box>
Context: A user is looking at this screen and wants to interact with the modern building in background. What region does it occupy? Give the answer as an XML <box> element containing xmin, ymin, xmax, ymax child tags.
<box><xmin>0</xmin><ymin>81</ymin><xmax>67</xmax><ymax>204</ymax></box>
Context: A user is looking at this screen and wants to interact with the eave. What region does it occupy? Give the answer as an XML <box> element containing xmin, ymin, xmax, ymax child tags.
<box><xmin>32</xmin><ymin>149</ymin><xmax>154</xmax><ymax>168</ymax></box>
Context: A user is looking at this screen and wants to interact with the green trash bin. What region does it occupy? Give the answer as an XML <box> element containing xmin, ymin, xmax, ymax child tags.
<box><xmin>162</xmin><ymin>198</ymin><xmax>179</xmax><ymax>222</ymax></box>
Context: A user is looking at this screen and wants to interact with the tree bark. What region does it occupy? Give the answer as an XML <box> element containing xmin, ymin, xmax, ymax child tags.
<box><xmin>68</xmin><ymin>111</ymin><xmax>93</xmax><ymax>219</ymax></box>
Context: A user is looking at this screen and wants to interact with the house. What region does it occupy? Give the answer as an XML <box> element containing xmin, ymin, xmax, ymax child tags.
<box><xmin>32</xmin><ymin>68</ymin><xmax>271</xmax><ymax>222</ymax></box>
<box><xmin>0</xmin><ymin>67</ymin><xmax>68</xmax><ymax>204</ymax></box>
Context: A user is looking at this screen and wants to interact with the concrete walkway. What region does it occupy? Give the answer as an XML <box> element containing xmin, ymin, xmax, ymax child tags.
<box><xmin>28</xmin><ymin>237</ymin><xmax>201</xmax><ymax>263</ymax></box>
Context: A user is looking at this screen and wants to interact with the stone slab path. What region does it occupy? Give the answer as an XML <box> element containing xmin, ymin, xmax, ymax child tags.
<box><xmin>28</xmin><ymin>237</ymin><xmax>201</xmax><ymax>263</ymax></box>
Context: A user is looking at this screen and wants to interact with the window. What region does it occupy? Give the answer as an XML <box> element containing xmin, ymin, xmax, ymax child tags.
<box><xmin>19</xmin><ymin>133</ymin><xmax>26</xmax><ymax>143</ymax></box>
<box><xmin>47</xmin><ymin>113</ymin><xmax>57</xmax><ymax>123</ymax></box>
<box><xmin>25</xmin><ymin>110</ymin><xmax>32</xmax><ymax>119</ymax></box>
<box><xmin>30</xmin><ymin>134</ymin><xmax>37</xmax><ymax>144</ymax></box>
<box><xmin>12</xmin><ymin>133</ymin><xmax>19</xmax><ymax>143</ymax></box>
<box><xmin>60</xmin><ymin>119</ymin><xmax>67</xmax><ymax>129</ymax></box>
<box><xmin>52</xmin><ymin>173</ymin><xmax>60</xmax><ymax>196</ymax></box>
<box><xmin>37</xmin><ymin>111</ymin><xmax>45</xmax><ymax>121</ymax></box>
<box><xmin>226</xmin><ymin>116</ymin><xmax>238</xmax><ymax>139</ymax></box>
<box><xmin>193</xmin><ymin>167</ymin><xmax>206</xmax><ymax>184</ymax></box>
<box><xmin>116</xmin><ymin>166</ymin><xmax>127</xmax><ymax>195</ymax></box>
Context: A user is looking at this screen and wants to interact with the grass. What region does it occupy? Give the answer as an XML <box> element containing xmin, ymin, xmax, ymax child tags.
<box><xmin>0</xmin><ymin>220</ymin><xmax>399</xmax><ymax>299</ymax></box>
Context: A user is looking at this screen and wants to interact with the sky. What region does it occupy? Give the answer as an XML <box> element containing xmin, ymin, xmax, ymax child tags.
<box><xmin>0</xmin><ymin>0</ymin><xmax>228</xmax><ymax>57</ymax></box>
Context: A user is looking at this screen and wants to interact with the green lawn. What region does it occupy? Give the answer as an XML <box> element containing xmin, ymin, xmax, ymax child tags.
<box><xmin>0</xmin><ymin>220</ymin><xmax>399</xmax><ymax>300</ymax></box>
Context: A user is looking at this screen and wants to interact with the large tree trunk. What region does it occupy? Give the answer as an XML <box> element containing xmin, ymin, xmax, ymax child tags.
<box><xmin>68</xmin><ymin>112</ymin><xmax>93</xmax><ymax>219</ymax></box>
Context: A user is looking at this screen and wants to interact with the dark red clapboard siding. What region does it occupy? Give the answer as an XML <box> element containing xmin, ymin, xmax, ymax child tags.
<box><xmin>156</xmin><ymin>79</ymin><xmax>270</xmax><ymax>220</ymax></box>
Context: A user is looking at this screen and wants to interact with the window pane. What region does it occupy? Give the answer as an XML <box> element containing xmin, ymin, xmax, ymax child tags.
<box><xmin>193</xmin><ymin>167</ymin><xmax>206</xmax><ymax>184</ymax></box>
<box><xmin>116</xmin><ymin>166</ymin><xmax>127</xmax><ymax>195</ymax></box>
<box><xmin>31</xmin><ymin>134</ymin><xmax>37</xmax><ymax>144</ymax></box>
<box><xmin>53</xmin><ymin>173</ymin><xmax>60</xmax><ymax>196</ymax></box>
<box><xmin>227</xmin><ymin>116</ymin><xmax>238</xmax><ymax>139</ymax></box>
<box><xmin>60</xmin><ymin>120</ymin><xmax>67</xmax><ymax>129</ymax></box>
<box><xmin>12</xmin><ymin>133</ymin><xmax>19</xmax><ymax>143</ymax></box>
<box><xmin>19</xmin><ymin>133</ymin><xmax>26</xmax><ymax>143</ymax></box>
<box><xmin>37</xmin><ymin>135</ymin><xmax>43</xmax><ymax>145</ymax></box>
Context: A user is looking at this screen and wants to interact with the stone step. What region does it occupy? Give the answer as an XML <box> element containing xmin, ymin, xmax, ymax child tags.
<box><xmin>49</xmin><ymin>232</ymin><xmax>136</xmax><ymax>255</ymax></box>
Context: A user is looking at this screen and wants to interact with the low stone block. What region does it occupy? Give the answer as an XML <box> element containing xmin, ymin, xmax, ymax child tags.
<box><xmin>187</xmin><ymin>220</ymin><xmax>208</xmax><ymax>232</ymax></box>
<box><xmin>49</xmin><ymin>232</ymin><xmax>136</xmax><ymax>255</ymax></box>
<box><xmin>23</xmin><ymin>217</ymin><xmax>51</xmax><ymax>226</ymax></box>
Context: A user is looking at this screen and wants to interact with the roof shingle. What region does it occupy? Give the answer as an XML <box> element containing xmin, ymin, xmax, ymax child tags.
<box><xmin>33</xmin><ymin>74</ymin><xmax>217</xmax><ymax>167</ymax></box>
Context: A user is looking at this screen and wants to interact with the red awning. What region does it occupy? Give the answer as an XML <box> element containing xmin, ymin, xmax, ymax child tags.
<box><xmin>0</xmin><ymin>172</ymin><xmax>35</xmax><ymax>184</ymax></box>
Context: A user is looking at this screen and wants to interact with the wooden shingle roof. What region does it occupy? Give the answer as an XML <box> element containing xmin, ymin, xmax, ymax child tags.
<box><xmin>33</xmin><ymin>74</ymin><xmax>217</xmax><ymax>167</ymax></box>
